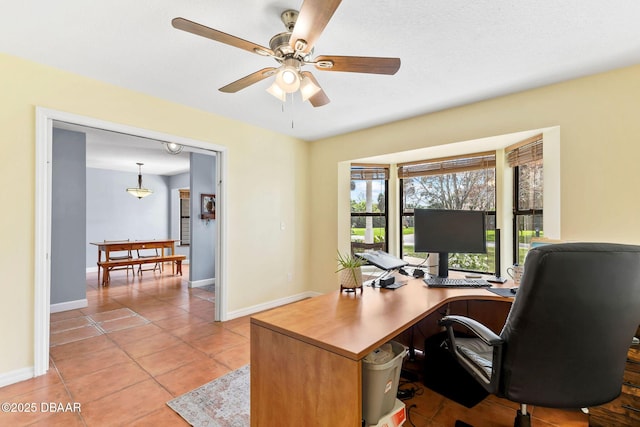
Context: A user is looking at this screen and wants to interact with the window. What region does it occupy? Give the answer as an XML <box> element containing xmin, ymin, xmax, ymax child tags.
<box><xmin>179</xmin><ymin>189</ymin><xmax>190</xmax><ymax>246</ymax></box>
<box><xmin>350</xmin><ymin>165</ymin><xmax>388</xmax><ymax>254</ymax></box>
<box><xmin>399</xmin><ymin>152</ymin><xmax>497</xmax><ymax>274</ymax></box>
<box><xmin>508</xmin><ymin>135</ymin><xmax>543</xmax><ymax>264</ymax></box>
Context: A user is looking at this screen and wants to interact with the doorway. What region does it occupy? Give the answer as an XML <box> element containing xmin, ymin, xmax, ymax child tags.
<box><xmin>34</xmin><ymin>107</ymin><xmax>228</xmax><ymax>376</ymax></box>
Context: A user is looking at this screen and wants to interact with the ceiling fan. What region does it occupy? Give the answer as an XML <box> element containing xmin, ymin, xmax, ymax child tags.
<box><xmin>172</xmin><ymin>0</ymin><xmax>401</xmax><ymax>107</ymax></box>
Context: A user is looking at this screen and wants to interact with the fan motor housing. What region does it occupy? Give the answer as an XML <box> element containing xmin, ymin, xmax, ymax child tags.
<box><xmin>269</xmin><ymin>32</ymin><xmax>293</xmax><ymax>57</ymax></box>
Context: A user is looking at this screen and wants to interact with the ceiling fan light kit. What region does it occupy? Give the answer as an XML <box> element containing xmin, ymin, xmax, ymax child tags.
<box><xmin>275</xmin><ymin>57</ymin><xmax>301</xmax><ymax>93</ymax></box>
<box><xmin>171</xmin><ymin>0</ymin><xmax>400</xmax><ymax>108</ymax></box>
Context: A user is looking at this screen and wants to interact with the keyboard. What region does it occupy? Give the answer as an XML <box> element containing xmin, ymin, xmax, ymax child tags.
<box><xmin>424</xmin><ymin>277</ymin><xmax>491</xmax><ymax>288</ymax></box>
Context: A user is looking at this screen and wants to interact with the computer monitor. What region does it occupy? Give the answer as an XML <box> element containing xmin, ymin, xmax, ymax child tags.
<box><xmin>413</xmin><ymin>209</ymin><xmax>487</xmax><ymax>278</ymax></box>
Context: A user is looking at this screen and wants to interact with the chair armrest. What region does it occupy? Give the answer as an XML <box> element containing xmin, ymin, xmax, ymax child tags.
<box><xmin>439</xmin><ymin>314</ymin><xmax>504</xmax><ymax>394</ymax></box>
<box><xmin>439</xmin><ymin>315</ymin><xmax>503</xmax><ymax>346</ymax></box>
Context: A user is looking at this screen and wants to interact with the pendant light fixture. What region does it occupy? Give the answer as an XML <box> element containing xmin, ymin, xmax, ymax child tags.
<box><xmin>126</xmin><ymin>162</ymin><xmax>153</xmax><ymax>199</ymax></box>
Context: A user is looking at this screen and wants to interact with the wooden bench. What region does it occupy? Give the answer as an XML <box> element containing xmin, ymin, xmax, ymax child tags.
<box><xmin>98</xmin><ymin>254</ymin><xmax>186</xmax><ymax>286</ymax></box>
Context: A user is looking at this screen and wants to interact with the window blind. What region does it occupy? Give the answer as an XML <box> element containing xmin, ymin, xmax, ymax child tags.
<box><xmin>506</xmin><ymin>134</ymin><xmax>543</xmax><ymax>167</ymax></box>
<box><xmin>397</xmin><ymin>151</ymin><xmax>496</xmax><ymax>178</ymax></box>
<box><xmin>351</xmin><ymin>164</ymin><xmax>389</xmax><ymax>180</ymax></box>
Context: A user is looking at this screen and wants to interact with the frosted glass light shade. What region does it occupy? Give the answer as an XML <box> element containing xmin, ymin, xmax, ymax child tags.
<box><xmin>300</xmin><ymin>75</ymin><xmax>321</xmax><ymax>101</ymax></box>
<box><xmin>275</xmin><ymin>67</ymin><xmax>300</xmax><ymax>93</ymax></box>
<box><xmin>266</xmin><ymin>81</ymin><xmax>287</xmax><ymax>101</ymax></box>
<box><xmin>126</xmin><ymin>187</ymin><xmax>153</xmax><ymax>199</ymax></box>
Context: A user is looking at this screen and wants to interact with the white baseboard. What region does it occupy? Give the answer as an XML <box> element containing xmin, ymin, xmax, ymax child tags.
<box><xmin>226</xmin><ymin>291</ymin><xmax>322</xmax><ymax>320</ymax></box>
<box><xmin>0</xmin><ymin>366</ymin><xmax>35</xmax><ymax>388</ymax></box>
<box><xmin>50</xmin><ymin>299</ymin><xmax>88</xmax><ymax>313</ymax></box>
<box><xmin>189</xmin><ymin>278</ymin><xmax>215</xmax><ymax>288</ymax></box>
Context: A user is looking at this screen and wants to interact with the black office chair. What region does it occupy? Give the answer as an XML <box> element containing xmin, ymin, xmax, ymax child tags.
<box><xmin>439</xmin><ymin>242</ymin><xmax>640</xmax><ymax>427</ymax></box>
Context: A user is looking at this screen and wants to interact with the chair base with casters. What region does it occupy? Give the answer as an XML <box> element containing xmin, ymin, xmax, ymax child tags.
<box><xmin>439</xmin><ymin>243</ymin><xmax>640</xmax><ymax>427</ymax></box>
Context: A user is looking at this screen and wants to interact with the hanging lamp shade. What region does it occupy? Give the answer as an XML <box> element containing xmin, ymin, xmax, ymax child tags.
<box><xmin>126</xmin><ymin>162</ymin><xmax>153</xmax><ymax>199</ymax></box>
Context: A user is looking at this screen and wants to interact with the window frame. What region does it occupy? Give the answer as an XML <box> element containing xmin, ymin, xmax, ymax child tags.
<box><xmin>179</xmin><ymin>189</ymin><xmax>190</xmax><ymax>246</ymax></box>
<box><xmin>507</xmin><ymin>135</ymin><xmax>544</xmax><ymax>264</ymax></box>
<box><xmin>350</xmin><ymin>165</ymin><xmax>389</xmax><ymax>254</ymax></box>
<box><xmin>398</xmin><ymin>152</ymin><xmax>498</xmax><ymax>275</ymax></box>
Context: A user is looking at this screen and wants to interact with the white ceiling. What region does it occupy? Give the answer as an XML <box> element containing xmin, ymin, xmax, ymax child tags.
<box><xmin>4</xmin><ymin>1</ymin><xmax>640</xmax><ymax>143</ymax></box>
<box><xmin>53</xmin><ymin>121</ymin><xmax>220</xmax><ymax>176</ymax></box>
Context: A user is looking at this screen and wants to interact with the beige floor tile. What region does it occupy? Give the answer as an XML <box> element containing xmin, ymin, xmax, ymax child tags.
<box><xmin>154</xmin><ymin>358</ymin><xmax>230</xmax><ymax>396</ymax></box>
<box><xmin>50</xmin><ymin>316</ymin><xmax>91</xmax><ymax>332</ymax></box>
<box><xmin>65</xmin><ymin>360</ymin><xmax>151</xmax><ymax>403</ymax></box>
<box><xmin>80</xmin><ymin>379</ymin><xmax>173</xmax><ymax>425</ymax></box>
<box><xmin>97</xmin><ymin>314</ymin><xmax>150</xmax><ymax>332</ymax></box>
<box><xmin>54</xmin><ymin>345</ymin><xmax>133</xmax><ymax>381</ymax></box>
<box><xmin>134</xmin><ymin>342</ymin><xmax>209</xmax><ymax>376</ymax></box>
<box><xmin>87</xmin><ymin>307</ymin><xmax>136</xmax><ymax>323</ymax></box>
<box><xmin>117</xmin><ymin>331</ymin><xmax>183</xmax><ymax>358</ymax></box>
<box><xmin>128</xmin><ymin>406</ymin><xmax>189</xmax><ymax>426</ymax></box>
<box><xmin>50</xmin><ymin>325</ymin><xmax>103</xmax><ymax>347</ymax></box>
<box><xmin>106</xmin><ymin>322</ymin><xmax>164</xmax><ymax>345</ymax></box>
<box><xmin>49</xmin><ymin>334</ymin><xmax>117</xmax><ymax>362</ymax></box>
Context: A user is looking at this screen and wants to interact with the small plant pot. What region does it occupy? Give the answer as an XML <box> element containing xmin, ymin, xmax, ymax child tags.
<box><xmin>340</xmin><ymin>267</ymin><xmax>363</xmax><ymax>293</ymax></box>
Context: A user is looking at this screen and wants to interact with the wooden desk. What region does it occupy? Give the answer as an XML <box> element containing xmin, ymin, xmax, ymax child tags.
<box><xmin>250</xmin><ymin>277</ymin><xmax>511</xmax><ymax>426</ymax></box>
<box><xmin>90</xmin><ymin>239</ymin><xmax>177</xmax><ymax>284</ymax></box>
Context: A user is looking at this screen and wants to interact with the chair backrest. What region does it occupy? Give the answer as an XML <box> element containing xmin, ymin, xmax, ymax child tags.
<box><xmin>104</xmin><ymin>239</ymin><xmax>131</xmax><ymax>257</ymax></box>
<box><xmin>135</xmin><ymin>239</ymin><xmax>159</xmax><ymax>257</ymax></box>
<box><xmin>499</xmin><ymin>242</ymin><xmax>640</xmax><ymax>407</ymax></box>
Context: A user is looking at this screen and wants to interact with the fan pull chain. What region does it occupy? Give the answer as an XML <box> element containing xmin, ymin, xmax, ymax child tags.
<box><xmin>289</xmin><ymin>92</ymin><xmax>295</xmax><ymax>129</ymax></box>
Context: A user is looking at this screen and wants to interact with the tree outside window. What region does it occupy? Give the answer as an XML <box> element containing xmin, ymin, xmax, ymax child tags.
<box><xmin>507</xmin><ymin>136</ymin><xmax>543</xmax><ymax>264</ymax></box>
<box><xmin>350</xmin><ymin>166</ymin><xmax>388</xmax><ymax>254</ymax></box>
<box><xmin>399</xmin><ymin>153</ymin><xmax>497</xmax><ymax>274</ymax></box>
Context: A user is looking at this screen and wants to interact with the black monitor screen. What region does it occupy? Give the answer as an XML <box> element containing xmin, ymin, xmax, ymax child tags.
<box><xmin>414</xmin><ymin>209</ymin><xmax>487</xmax><ymax>277</ymax></box>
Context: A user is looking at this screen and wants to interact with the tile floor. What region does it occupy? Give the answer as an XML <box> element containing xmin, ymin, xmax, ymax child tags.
<box><xmin>0</xmin><ymin>266</ymin><xmax>248</xmax><ymax>426</ymax></box>
<box><xmin>1</xmin><ymin>267</ymin><xmax>589</xmax><ymax>426</ymax></box>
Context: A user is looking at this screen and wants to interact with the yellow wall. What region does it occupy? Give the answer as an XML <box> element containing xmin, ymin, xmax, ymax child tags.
<box><xmin>308</xmin><ymin>64</ymin><xmax>640</xmax><ymax>293</ymax></box>
<box><xmin>0</xmin><ymin>54</ymin><xmax>310</xmax><ymax>374</ymax></box>
<box><xmin>3</xmin><ymin>50</ymin><xmax>640</xmax><ymax>379</ymax></box>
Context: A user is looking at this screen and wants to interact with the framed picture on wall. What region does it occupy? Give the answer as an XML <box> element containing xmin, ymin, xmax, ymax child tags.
<box><xmin>201</xmin><ymin>193</ymin><xmax>216</xmax><ymax>220</ymax></box>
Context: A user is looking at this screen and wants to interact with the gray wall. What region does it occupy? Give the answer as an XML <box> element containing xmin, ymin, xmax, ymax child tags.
<box><xmin>189</xmin><ymin>153</ymin><xmax>216</xmax><ymax>283</ymax></box>
<box><xmin>85</xmin><ymin>168</ymin><xmax>170</xmax><ymax>268</ymax></box>
<box><xmin>169</xmin><ymin>172</ymin><xmax>190</xmax><ymax>258</ymax></box>
<box><xmin>52</xmin><ymin>129</ymin><xmax>87</xmax><ymax>304</ymax></box>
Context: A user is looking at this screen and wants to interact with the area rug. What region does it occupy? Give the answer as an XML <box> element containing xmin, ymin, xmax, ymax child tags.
<box><xmin>167</xmin><ymin>364</ymin><xmax>250</xmax><ymax>427</ymax></box>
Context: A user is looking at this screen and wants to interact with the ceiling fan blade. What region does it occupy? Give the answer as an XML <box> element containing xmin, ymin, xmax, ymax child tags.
<box><xmin>313</xmin><ymin>55</ymin><xmax>401</xmax><ymax>75</ymax></box>
<box><xmin>300</xmin><ymin>72</ymin><xmax>330</xmax><ymax>107</ymax></box>
<box><xmin>172</xmin><ymin>17</ymin><xmax>274</xmax><ymax>56</ymax></box>
<box><xmin>219</xmin><ymin>68</ymin><xmax>278</xmax><ymax>93</ymax></box>
<box><xmin>289</xmin><ymin>0</ymin><xmax>342</xmax><ymax>54</ymax></box>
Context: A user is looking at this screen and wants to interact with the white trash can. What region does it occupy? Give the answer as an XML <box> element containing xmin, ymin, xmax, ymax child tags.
<box><xmin>362</xmin><ymin>341</ymin><xmax>408</xmax><ymax>425</ymax></box>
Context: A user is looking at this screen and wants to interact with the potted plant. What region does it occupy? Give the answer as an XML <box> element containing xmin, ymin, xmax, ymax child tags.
<box><xmin>336</xmin><ymin>251</ymin><xmax>365</xmax><ymax>293</ymax></box>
